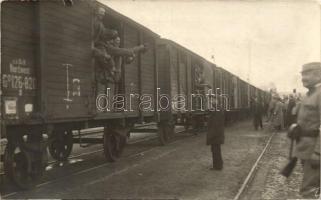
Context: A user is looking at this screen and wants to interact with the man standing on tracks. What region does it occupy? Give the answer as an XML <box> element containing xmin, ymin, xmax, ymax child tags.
<box><xmin>294</xmin><ymin>62</ymin><xmax>320</xmax><ymax>198</ymax></box>
<box><xmin>207</xmin><ymin>95</ymin><xmax>225</xmax><ymax>170</ymax></box>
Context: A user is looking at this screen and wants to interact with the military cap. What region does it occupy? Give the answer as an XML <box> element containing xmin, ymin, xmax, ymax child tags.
<box><xmin>301</xmin><ymin>62</ymin><xmax>321</xmax><ymax>73</ymax></box>
<box><xmin>96</xmin><ymin>7</ymin><xmax>106</xmax><ymax>15</ymax></box>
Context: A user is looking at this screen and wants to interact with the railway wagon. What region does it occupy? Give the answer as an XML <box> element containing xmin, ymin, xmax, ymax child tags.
<box><xmin>236</xmin><ymin>78</ymin><xmax>251</xmax><ymax>118</ymax></box>
<box><xmin>0</xmin><ymin>0</ymin><xmax>270</xmax><ymax>189</ymax></box>
<box><xmin>227</xmin><ymin>72</ymin><xmax>244</xmax><ymax>122</ymax></box>
<box><xmin>0</xmin><ymin>0</ymin><xmax>163</xmax><ymax>188</ymax></box>
<box><xmin>213</xmin><ymin>67</ymin><xmax>252</xmax><ymax>123</ymax></box>
<box><xmin>215</xmin><ymin>67</ymin><xmax>236</xmax><ymax>123</ymax></box>
<box><xmin>155</xmin><ymin>39</ymin><xmax>268</xmax><ymax>131</ymax></box>
<box><xmin>156</xmin><ymin>39</ymin><xmax>214</xmax><ymax>140</ymax></box>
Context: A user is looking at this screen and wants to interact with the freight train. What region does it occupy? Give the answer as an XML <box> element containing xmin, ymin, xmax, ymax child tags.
<box><xmin>0</xmin><ymin>0</ymin><xmax>269</xmax><ymax>189</ymax></box>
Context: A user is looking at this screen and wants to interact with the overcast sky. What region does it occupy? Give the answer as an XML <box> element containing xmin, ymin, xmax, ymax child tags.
<box><xmin>103</xmin><ymin>0</ymin><xmax>320</xmax><ymax>93</ymax></box>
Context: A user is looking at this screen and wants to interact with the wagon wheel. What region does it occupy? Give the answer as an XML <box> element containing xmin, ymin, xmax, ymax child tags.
<box><xmin>158</xmin><ymin>122</ymin><xmax>174</xmax><ymax>146</ymax></box>
<box><xmin>103</xmin><ymin>129</ymin><xmax>126</xmax><ymax>162</ymax></box>
<box><xmin>4</xmin><ymin>143</ymin><xmax>40</xmax><ymax>189</ymax></box>
<box><xmin>48</xmin><ymin>130</ymin><xmax>73</xmax><ymax>161</ymax></box>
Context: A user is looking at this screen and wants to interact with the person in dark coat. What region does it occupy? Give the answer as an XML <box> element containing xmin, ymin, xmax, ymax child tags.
<box><xmin>252</xmin><ymin>97</ymin><xmax>263</xmax><ymax>130</ymax></box>
<box><xmin>272</xmin><ymin>96</ymin><xmax>284</xmax><ymax>131</ymax></box>
<box><xmin>207</xmin><ymin>97</ymin><xmax>225</xmax><ymax>170</ymax></box>
<box><xmin>286</xmin><ymin>94</ymin><xmax>296</xmax><ymax>127</ymax></box>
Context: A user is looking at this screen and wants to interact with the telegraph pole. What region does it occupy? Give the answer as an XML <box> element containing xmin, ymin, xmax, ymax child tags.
<box><xmin>247</xmin><ymin>40</ymin><xmax>251</xmax><ymax>83</ymax></box>
<box><xmin>247</xmin><ymin>40</ymin><xmax>252</xmax><ymax>107</ymax></box>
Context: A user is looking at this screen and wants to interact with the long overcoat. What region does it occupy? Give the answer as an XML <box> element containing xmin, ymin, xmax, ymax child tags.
<box><xmin>286</xmin><ymin>98</ymin><xmax>296</xmax><ymax>126</ymax></box>
<box><xmin>271</xmin><ymin>101</ymin><xmax>284</xmax><ymax>128</ymax></box>
<box><xmin>207</xmin><ymin>110</ymin><xmax>225</xmax><ymax>145</ymax></box>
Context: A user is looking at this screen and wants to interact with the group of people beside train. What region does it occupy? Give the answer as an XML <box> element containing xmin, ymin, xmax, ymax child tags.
<box><xmin>286</xmin><ymin>62</ymin><xmax>320</xmax><ymax>199</ymax></box>
<box><xmin>249</xmin><ymin>90</ymin><xmax>302</xmax><ymax>132</ymax></box>
<box><xmin>93</xmin><ymin>7</ymin><xmax>320</xmax><ymax>197</ymax></box>
<box><xmin>208</xmin><ymin>62</ymin><xmax>320</xmax><ymax>199</ymax></box>
<box><xmin>266</xmin><ymin>91</ymin><xmax>302</xmax><ymax>132</ymax></box>
<box><xmin>93</xmin><ymin>6</ymin><xmax>147</xmax><ymax>110</ymax></box>
<box><xmin>254</xmin><ymin>62</ymin><xmax>320</xmax><ymax>198</ymax></box>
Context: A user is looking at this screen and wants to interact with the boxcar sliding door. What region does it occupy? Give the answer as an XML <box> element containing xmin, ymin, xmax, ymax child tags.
<box><xmin>39</xmin><ymin>1</ymin><xmax>93</xmax><ymax>120</ymax></box>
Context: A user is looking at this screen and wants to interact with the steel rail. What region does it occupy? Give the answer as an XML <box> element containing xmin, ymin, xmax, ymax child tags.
<box><xmin>47</xmin><ymin>128</ymin><xmax>187</xmax><ymax>165</ymax></box>
<box><xmin>233</xmin><ymin>131</ymin><xmax>276</xmax><ymax>200</ymax></box>
<box><xmin>2</xmin><ymin>128</ymin><xmax>192</xmax><ymax>198</ymax></box>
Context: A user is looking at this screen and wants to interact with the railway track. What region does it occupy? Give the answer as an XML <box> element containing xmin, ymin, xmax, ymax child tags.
<box><xmin>233</xmin><ymin>131</ymin><xmax>276</xmax><ymax>200</ymax></box>
<box><xmin>2</xmin><ymin>125</ymin><xmax>274</xmax><ymax>199</ymax></box>
<box><xmin>47</xmin><ymin>123</ymin><xmax>161</xmax><ymax>165</ymax></box>
<box><xmin>1</xmin><ymin>126</ymin><xmax>195</xmax><ymax>198</ymax></box>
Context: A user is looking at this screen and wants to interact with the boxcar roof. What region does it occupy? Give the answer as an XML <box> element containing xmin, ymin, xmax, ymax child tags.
<box><xmin>161</xmin><ymin>39</ymin><xmax>255</xmax><ymax>87</ymax></box>
<box><xmin>96</xmin><ymin>0</ymin><xmax>160</xmax><ymax>38</ymax></box>
<box><xmin>159</xmin><ymin>38</ymin><xmax>213</xmax><ymax>66</ymax></box>
<box><xmin>95</xmin><ymin>4</ymin><xmax>266</xmax><ymax>92</ymax></box>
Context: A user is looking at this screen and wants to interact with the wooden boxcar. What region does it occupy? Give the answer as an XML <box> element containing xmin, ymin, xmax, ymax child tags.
<box><xmin>156</xmin><ymin>39</ymin><xmax>214</xmax><ymax>137</ymax></box>
<box><xmin>213</xmin><ymin>67</ymin><xmax>245</xmax><ymax>123</ymax></box>
<box><xmin>0</xmin><ymin>0</ymin><xmax>269</xmax><ymax>189</ymax></box>
<box><xmin>1</xmin><ymin>0</ymin><xmax>163</xmax><ymax>188</ymax></box>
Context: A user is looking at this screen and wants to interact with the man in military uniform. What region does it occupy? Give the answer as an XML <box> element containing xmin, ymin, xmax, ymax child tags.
<box><xmin>207</xmin><ymin>96</ymin><xmax>225</xmax><ymax>170</ymax></box>
<box><xmin>252</xmin><ymin>96</ymin><xmax>263</xmax><ymax>130</ymax></box>
<box><xmin>267</xmin><ymin>93</ymin><xmax>277</xmax><ymax>121</ymax></box>
<box><xmin>93</xmin><ymin>31</ymin><xmax>147</xmax><ymax>112</ymax></box>
<box><xmin>93</xmin><ymin>7</ymin><xmax>118</xmax><ymax>45</ymax></box>
<box><xmin>286</xmin><ymin>94</ymin><xmax>297</xmax><ymax>127</ymax></box>
<box><xmin>294</xmin><ymin>62</ymin><xmax>320</xmax><ymax>198</ymax></box>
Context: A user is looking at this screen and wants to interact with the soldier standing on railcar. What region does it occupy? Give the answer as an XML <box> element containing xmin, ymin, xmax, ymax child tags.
<box><xmin>110</xmin><ymin>36</ymin><xmax>147</xmax><ymax>84</ymax></box>
<box><xmin>93</xmin><ymin>7</ymin><xmax>118</xmax><ymax>46</ymax></box>
<box><xmin>207</xmin><ymin>96</ymin><xmax>225</xmax><ymax>170</ymax></box>
<box><xmin>93</xmin><ymin>32</ymin><xmax>147</xmax><ymax>111</ymax></box>
<box><xmin>93</xmin><ymin>7</ymin><xmax>105</xmax><ymax>41</ymax></box>
<box><xmin>93</xmin><ymin>33</ymin><xmax>117</xmax><ymax>102</ymax></box>
<box><xmin>292</xmin><ymin>62</ymin><xmax>321</xmax><ymax>198</ymax></box>
<box><xmin>93</xmin><ymin>6</ymin><xmax>118</xmax><ymax>111</ymax></box>
<box><xmin>111</xmin><ymin>36</ymin><xmax>123</xmax><ymax>96</ymax></box>
<box><xmin>93</xmin><ymin>6</ymin><xmax>147</xmax><ymax>111</ymax></box>
<box><xmin>107</xmin><ymin>36</ymin><xmax>146</xmax><ymax>110</ymax></box>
